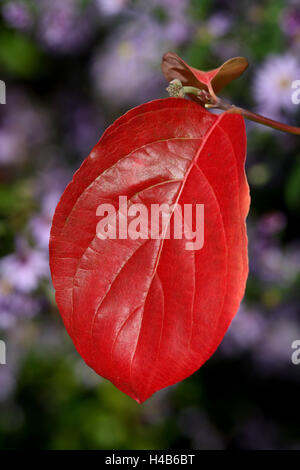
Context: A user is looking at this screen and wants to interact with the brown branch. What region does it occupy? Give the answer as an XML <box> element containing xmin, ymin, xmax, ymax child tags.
<box><xmin>166</xmin><ymin>79</ymin><xmax>300</xmax><ymax>136</ymax></box>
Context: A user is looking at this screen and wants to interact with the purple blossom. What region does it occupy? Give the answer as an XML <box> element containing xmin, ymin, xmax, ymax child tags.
<box><xmin>252</xmin><ymin>54</ymin><xmax>300</xmax><ymax>121</ymax></box>
<box><xmin>35</xmin><ymin>169</ymin><xmax>71</xmax><ymax>202</ymax></box>
<box><xmin>41</xmin><ymin>190</ymin><xmax>63</xmax><ymax>216</ymax></box>
<box><xmin>0</xmin><ymin>89</ymin><xmax>50</xmax><ymax>165</ymax></box>
<box><xmin>212</xmin><ymin>40</ymin><xmax>239</xmax><ymax>62</ymax></box>
<box><xmin>11</xmin><ymin>95</ymin><xmax>50</xmax><ymax>147</ymax></box>
<box><xmin>33</xmin><ymin>168</ymin><xmax>71</xmax><ymax>218</ymax></box>
<box><xmin>37</xmin><ymin>0</ymin><xmax>95</xmax><ymax>53</ymax></box>
<box><xmin>281</xmin><ymin>6</ymin><xmax>300</xmax><ymax>38</ymax></box>
<box><xmin>0</xmin><ymin>288</ymin><xmax>40</xmax><ymax>330</ymax></box>
<box><xmin>91</xmin><ymin>20</ymin><xmax>165</xmax><ymax>106</ymax></box>
<box><xmin>257</xmin><ymin>212</ymin><xmax>287</xmax><ymax>236</ymax></box>
<box><xmin>33</xmin><ymin>170</ymin><xmax>70</xmax><ymax>212</ymax></box>
<box><xmin>30</xmin><ymin>172</ymin><xmax>70</xmax><ymax>249</ymax></box>
<box><xmin>2</xmin><ymin>1</ymin><xmax>32</xmax><ymax>31</ymax></box>
<box><xmin>29</xmin><ymin>216</ymin><xmax>52</xmax><ymax>250</ymax></box>
<box><xmin>221</xmin><ymin>304</ymin><xmax>267</xmax><ymax>356</ymax></box>
<box><xmin>96</xmin><ymin>0</ymin><xmax>129</xmax><ymax>17</ymax></box>
<box><xmin>206</xmin><ymin>13</ymin><xmax>232</xmax><ymax>38</ymax></box>
<box><xmin>0</xmin><ymin>238</ymin><xmax>49</xmax><ymax>293</ymax></box>
<box><xmin>29</xmin><ymin>189</ymin><xmax>63</xmax><ymax>250</ymax></box>
<box><xmin>250</xmin><ymin>224</ymin><xmax>300</xmax><ymax>284</ymax></box>
<box><xmin>0</xmin><ymin>127</ymin><xmax>25</xmax><ymax>165</ymax></box>
<box><xmin>252</xmin><ymin>242</ymin><xmax>283</xmax><ymax>283</ymax></box>
<box><xmin>142</xmin><ymin>0</ymin><xmax>192</xmax><ymax>45</ymax></box>
<box><xmin>92</xmin><ymin>0</ymin><xmax>193</xmax><ymax>107</ymax></box>
<box><xmin>60</xmin><ymin>98</ymin><xmax>104</xmax><ymax>155</ymax></box>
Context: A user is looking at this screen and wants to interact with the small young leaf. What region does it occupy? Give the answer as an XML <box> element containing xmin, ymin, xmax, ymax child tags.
<box><xmin>162</xmin><ymin>51</ymin><xmax>248</xmax><ymax>97</ymax></box>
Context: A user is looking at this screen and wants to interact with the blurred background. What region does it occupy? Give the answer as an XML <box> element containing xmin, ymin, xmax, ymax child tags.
<box><xmin>0</xmin><ymin>0</ymin><xmax>300</xmax><ymax>450</ymax></box>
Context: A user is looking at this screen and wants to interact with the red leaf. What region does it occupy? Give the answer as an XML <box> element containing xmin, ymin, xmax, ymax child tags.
<box><xmin>162</xmin><ymin>51</ymin><xmax>248</xmax><ymax>98</ymax></box>
<box><xmin>49</xmin><ymin>98</ymin><xmax>250</xmax><ymax>403</ymax></box>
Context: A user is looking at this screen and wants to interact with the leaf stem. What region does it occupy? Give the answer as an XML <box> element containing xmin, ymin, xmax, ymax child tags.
<box><xmin>167</xmin><ymin>79</ymin><xmax>300</xmax><ymax>136</ymax></box>
<box><xmin>228</xmin><ymin>107</ymin><xmax>300</xmax><ymax>135</ymax></box>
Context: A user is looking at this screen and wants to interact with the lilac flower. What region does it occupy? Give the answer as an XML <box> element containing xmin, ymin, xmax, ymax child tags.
<box><xmin>35</xmin><ymin>169</ymin><xmax>71</xmax><ymax>202</ymax></box>
<box><xmin>29</xmin><ymin>189</ymin><xmax>63</xmax><ymax>250</ymax></box>
<box><xmin>2</xmin><ymin>1</ymin><xmax>32</xmax><ymax>31</ymax></box>
<box><xmin>91</xmin><ymin>20</ymin><xmax>165</xmax><ymax>106</ymax></box>
<box><xmin>0</xmin><ymin>89</ymin><xmax>50</xmax><ymax>165</ymax></box>
<box><xmin>40</xmin><ymin>190</ymin><xmax>63</xmax><ymax>217</ymax></box>
<box><xmin>252</xmin><ymin>54</ymin><xmax>300</xmax><ymax>121</ymax></box>
<box><xmin>257</xmin><ymin>212</ymin><xmax>287</xmax><ymax>236</ymax></box>
<box><xmin>9</xmin><ymin>92</ymin><xmax>50</xmax><ymax>147</ymax></box>
<box><xmin>96</xmin><ymin>0</ymin><xmax>129</xmax><ymax>17</ymax></box>
<box><xmin>212</xmin><ymin>40</ymin><xmax>239</xmax><ymax>62</ymax></box>
<box><xmin>281</xmin><ymin>6</ymin><xmax>300</xmax><ymax>39</ymax></box>
<box><xmin>28</xmin><ymin>169</ymin><xmax>69</xmax><ymax>249</ymax></box>
<box><xmin>30</xmin><ymin>170</ymin><xmax>71</xmax><ymax>249</ymax></box>
<box><xmin>141</xmin><ymin>0</ymin><xmax>192</xmax><ymax>45</ymax></box>
<box><xmin>92</xmin><ymin>0</ymin><xmax>194</xmax><ymax>107</ymax></box>
<box><xmin>67</xmin><ymin>109</ymin><xmax>101</xmax><ymax>155</ymax></box>
<box><xmin>206</xmin><ymin>13</ymin><xmax>232</xmax><ymax>38</ymax></box>
<box><xmin>29</xmin><ymin>216</ymin><xmax>52</xmax><ymax>250</ymax></box>
<box><xmin>252</xmin><ymin>242</ymin><xmax>283</xmax><ymax>283</ymax></box>
<box><xmin>250</xmin><ymin>223</ymin><xmax>300</xmax><ymax>284</ymax></box>
<box><xmin>61</xmin><ymin>98</ymin><xmax>104</xmax><ymax>155</ymax></box>
<box><xmin>0</xmin><ymin>128</ymin><xmax>25</xmax><ymax>165</ymax></box>
<box><xmin>0</xmin><ymin>239</ymin><xmax>49</xmax><ymax>293</ymax></box>
<box><xmin>37</xmin><ymin>0</ymin><xmax>95</xmax><ymax>53</ymax></box>
<box><xmin>0</xmin><ymin>287</ymin><xmax>40</xmax><ymax>330</ymax></box>
<box><xmin>221</xmin><ymin>304</ymin><xmax>267</xmax><ymax>356</ymax></box>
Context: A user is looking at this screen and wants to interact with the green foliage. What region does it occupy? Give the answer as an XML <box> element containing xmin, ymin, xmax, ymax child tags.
<box><xmin>0</xmin><ymin>30</ymin><xmax>46</xmax><ymax>79</ymax></box>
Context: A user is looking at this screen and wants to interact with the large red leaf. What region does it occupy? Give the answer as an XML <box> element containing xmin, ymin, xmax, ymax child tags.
<box><xmin>49</xmin><ymin>98</ymin><xmax>250</xmax><ymax>403</ymax></box>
